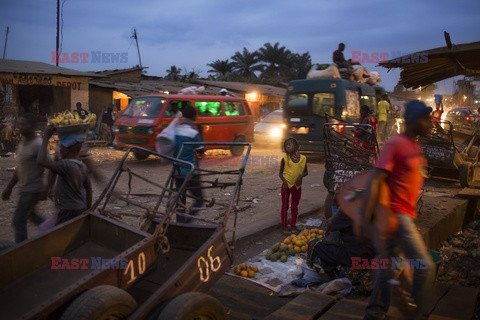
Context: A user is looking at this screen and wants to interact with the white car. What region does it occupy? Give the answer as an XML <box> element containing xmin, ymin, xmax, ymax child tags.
<box><xmin>254</xmin><ymin>109</ymin><xmax>285</xmax><ymax>145</ymax></box>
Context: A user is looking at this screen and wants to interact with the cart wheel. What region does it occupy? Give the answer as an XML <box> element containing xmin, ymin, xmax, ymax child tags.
<box><xmin>460</xmin><ymin>163</ymin><xmax>474</xmax><ymax>188</ymax></box>
<box><xmin>133</xmin><ymin>149</ymin><xmax>150</xmax><ymax>160</ymax></box>
<box><xmin>157</xmin><ymin>292</ymin><xmax>226</xmax><ymax>320</ymax></box>
<box><xmin>324</xmin><ymin>192</ymin><xmax>336</xmax><ymax>219</ymax></box>
<box><xmin>60</xmin><ymin>285</ymin><xmax>137</xmax><ymax>320</ymax></box>
<box><xmin>230</xmin><ymin>136</ymin><xmax>246</xmax><ymax>156</ymax></box>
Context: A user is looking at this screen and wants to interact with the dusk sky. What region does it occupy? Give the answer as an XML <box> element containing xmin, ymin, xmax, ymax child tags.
<box><xmin>1</xmin><ymin>0</ymin><xmax>479</xmax><ymax>92</ymax></box>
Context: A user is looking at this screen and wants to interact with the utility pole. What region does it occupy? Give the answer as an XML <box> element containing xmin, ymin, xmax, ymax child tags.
<box><xmin>2</xmin><ymin>26</ymin><xmax>9</xmax><ymax>59</ymax></box>
<box><xmin>132</xmin><ymin>28</ymin><xmax>142</xmax><ymax>69</ymax></box>
<box><xmin>56</xmin><ymin>0</ymin><xmax>60</xmax><ymax>65</ymax></box>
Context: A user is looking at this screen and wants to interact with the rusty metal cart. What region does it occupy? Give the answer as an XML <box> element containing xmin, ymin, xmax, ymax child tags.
<box><xmin>322</xmin><ymin>115</ymin><xmax>379</xmax><ymax>218</ymax></box>
<box><xmin>419</xmin><ymin>120</ymin><xmax>479</xmax><ymax>188</ymax></box>
<box><xmin>0</xmin><ymin>143</ymin><xmax>251</xmax><ymax>320</ymax></box>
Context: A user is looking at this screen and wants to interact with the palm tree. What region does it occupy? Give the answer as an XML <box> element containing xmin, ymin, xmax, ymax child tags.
<box><xmin>231</xmin><ymin>47</ymin><xmax>262</xmax><ymax>78</ymax></box>
<box><xmin>290</xmin><ymin>52</ymin><xmax>313</xmax><ymax>79</ymax></box>
<box><xmin>207</xmin><ymin>59</ymin><xmax>235</xmax><ymax>79</ymax></box>
<box><xmin>257</xmin><ymin>42</ymin><xmax>292</xmax><ymax>80</ymax></box>
<box><xmin>164</xmin><ymin>65</ymin><xmax>181</xmax><ymax>81</ymax></box>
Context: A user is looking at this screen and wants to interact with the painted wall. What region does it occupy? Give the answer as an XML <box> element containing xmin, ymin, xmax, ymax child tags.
<box><xmin>0</xmin><ymin>73</ymin><xmax>90</xmax><ymax>111</ymax></box>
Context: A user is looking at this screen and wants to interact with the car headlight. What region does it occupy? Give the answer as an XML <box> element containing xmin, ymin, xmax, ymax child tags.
<box><xmin>147</xmin><ymin>127</ymin><xmax>155</xmax><ymax>135</ymax></box>
<box><xmin>269</xmin><ymin>128</ymin><xmax>282</xmax><ymax>137</ymax></box>
<box><xmin>112</xmin><ymin>126</ymin><xmax>119</xmax><ymax>133</ymax></box>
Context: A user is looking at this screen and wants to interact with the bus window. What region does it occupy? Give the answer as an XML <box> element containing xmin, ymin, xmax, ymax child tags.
<box><xmin>225</xmin><ymin>102</ymin><xmax>244</xmax><ymax>116</ymax></box>
<box><xmin>287</xmin><ymin>94</ymin><xmax>308</xmax><ymax>107</ymax></box>
<box><xmin>361</xmin><ymin>95</ymin><xmax>377</xmax><ymax>114</ymax></box>
<box><xmin>346</xmin><ymin>90</ymin><xmax>360</xmax><ymax>118</ymax></box>
<box><xmin>312</xmin><ymin>93</ymin><xmax>335</xmax><ymax>116</ymax></box>
<box><xmin>165</xmin><ymin>100</ymin><xmax>190</xmax><ymax>117</ymax></box>
<box><xmin>195</xmin><ymin>101</ymin><xmax>222</xmax><ymax>117</ymax></box>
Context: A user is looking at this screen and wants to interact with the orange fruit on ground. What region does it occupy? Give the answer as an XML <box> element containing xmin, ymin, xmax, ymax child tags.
<box><xmin>248</xmin><ymin>270</ymin><xmax>255</xmax><ymax>278</ymax></box>
<box><xmin>252</xmin><ymin>265</ymin><xmax>259</xmax><ymax>272</ymax></box>
<box><xmin>239</xmin><ymin>264</ymin><xmax>247</xmax><ymax>270</ymax></box>
<box><xmin>301</xmin><ymin>245</ymin><xmax>307</xmax><ymax>252</ymax></box>
<box><xmin>294</xmin><ymin>246</ymin><xmax>301</xmax><ymax>253</ymax></box>
<box><xmin>240</xmin><ymin>270</ymin><xmax>248</xmax><ymax>277</ymax></box>
<box><xmin>288</xmin><ymin>244</ymin><xmax>293</xmax><ymax>249</ymax></box>
<box><xmin>284</xmin><ymin>238</ymin><xmax>291</xmax><ymax>245</ymax></box>
<box><xmin>295</xmin><ymin>240</ymin><xmax>302</xmax><ymax>246</ymax></box>
<box><xmin>318</xmin><ymin>230</ymin><xmax>324</xmax><ymax>235</ymax></box>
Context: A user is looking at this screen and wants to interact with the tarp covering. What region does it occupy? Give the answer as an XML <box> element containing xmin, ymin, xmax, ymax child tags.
<box><xmin>379</xmin><ymin>40</ymin><xmax>480</xmax><ymax>88</ymax></box>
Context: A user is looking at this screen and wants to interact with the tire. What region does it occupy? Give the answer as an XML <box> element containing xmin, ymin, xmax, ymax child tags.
<box><xmin>157</xmin><ymin>292</ymin><xmax>226</xmax><ymax>320</ymax></box>
<box><xmin>324</xmin><ymin>192</ymin><xmax>336</xmax><ymax>219</ymax></box>
<box><xmin>133</xmin><ymin>149</ymin><xmax>149</xmax><ymax>160</ymax></box>
<box><xmin>230</xmin><ymin>136</ymin><xmax>246</xmax><ymax>156</ymax></box>
<box><xmin>459</xmin><ymin>162</ymin><xmax>474</xmax><ymax>188</ymax></box>
<box><xmin>0</xmin><ymin>240</ymin><xmax>15</xmax><ymax>252</ymax></box>
<box><xmin>60</xmin><ymin>285</ymin><xmax>137</xmax><ymax>320</ymax></box>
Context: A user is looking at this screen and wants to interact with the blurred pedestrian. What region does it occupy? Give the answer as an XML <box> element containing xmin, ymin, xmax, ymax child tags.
<box><xmin>37</xmin><ymin>126</ymin><xmax>92</xmax><ymax>225</ymax></box>
<box><xmin>173</xmin><ymin>105</ymin><xmax>204</xmax><ymax>223</ymax></box>
<box><xmin>101</xmin><ymin>107</ymin><xmax>114</xmax><ymax>145</ymax></box>
<box><xmin>363</xmin><ymin>100</ymin><xmax>435</xmax><ymax>320</ymax></box>
<box><xmin>377</xmin><ymin>95</ymin><xmax>390</xmax><ymax>144</ymax></box>
<box><xmin>76</xmin><ymin>102</ymin><xmax>89</xmax><ymax>120</ymax></box>
<box><xmin>431</xmin><ymin>102</ymin><xmax>443</xmax><ymax>125</ymax></box>
<box><xmin>2</xmin><ymin>114</ymin><xmax>45</xmax><ymax>243</ymax></box>
<box><xmin>279</xmin><ymin>138</ymin><xmax>308</xmax><ymax>233</ymax></box>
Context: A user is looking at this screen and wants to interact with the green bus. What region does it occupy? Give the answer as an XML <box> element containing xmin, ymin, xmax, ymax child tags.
<box><xmin>284</xmin><ymin>78</ymin><xmax>386</xmax><ymax>153</ymax></box>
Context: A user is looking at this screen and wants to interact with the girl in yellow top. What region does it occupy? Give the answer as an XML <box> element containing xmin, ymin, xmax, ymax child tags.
<box><xmin>279</xmin><ymin>138</ymin><xmax>308</xmax><ymax>233</ymax></box>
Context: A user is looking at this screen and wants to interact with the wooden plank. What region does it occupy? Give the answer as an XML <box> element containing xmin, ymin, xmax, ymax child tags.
<box><xmin>457</xmin><ymin>187</ymin><xmax>480</xmax><ymax>198</ymax></box>
<box><xmin>387</xmin><ymin>282</ymin><xmax>451</xmax><ymax>319</ymax></box>
<box><xmin>429</xmin><ymin>285</ymin><xmax>480</xmax><ymax>320</ymax></box>
<box><xmin>264</xmin><ymin>292</ymin><xmax>336</xmax><ymax>320</ymax></box>
<box><xmin>209</xmin><ymin>276</ymin><xmax>292</xmax><ymax>320</ymax></box>
<box><xmin>319</xmin><ymin>298</ymin><xmax>366</xmax><ymax>320</ymax></box>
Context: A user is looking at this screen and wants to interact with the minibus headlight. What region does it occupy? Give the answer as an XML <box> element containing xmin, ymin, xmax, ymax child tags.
<box><xmin>147</xmin><ymin>127</ymin><xmax>155</xmax><ymax>135</ymax></box>
<box><xmin>269</xmin><ymin>128</ymin><xmax>282</xmax><ymax>138</ymax></box>
<box><xmin>112</xmin><ymin>126</ymin><xmax>119</xmax><ymax>133</ymax></box>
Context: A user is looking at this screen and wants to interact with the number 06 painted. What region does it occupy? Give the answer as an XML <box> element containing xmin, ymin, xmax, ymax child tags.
<box><xmin>197</xmin><ymin>245</ymin><xmax>222</xmax><ymax>282</ymax></box>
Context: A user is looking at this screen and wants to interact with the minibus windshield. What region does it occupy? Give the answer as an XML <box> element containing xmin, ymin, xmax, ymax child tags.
<box><xmin>122</xmin><ymin>97</ymin><xmax>165</xmax><ymax>118</ymax></box>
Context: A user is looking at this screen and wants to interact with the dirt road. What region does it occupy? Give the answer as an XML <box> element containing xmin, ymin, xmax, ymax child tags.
<box><xmin>0</xmin><ymin>144</ymin><xmax>326</xmax><ymax>242</ymax></box>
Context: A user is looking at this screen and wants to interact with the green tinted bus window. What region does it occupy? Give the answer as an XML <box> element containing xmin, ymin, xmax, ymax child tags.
<box><xmin>195</xmin><ymin>101</ymin><xmax>222</xmax><ymax>116</ymax></box>
<box><xmin>312</xmin><ymin>93</ymin><xmax>335</xmax><ymax>116</ymax></box>
<box><xmin>225</xmin><ymin>102</ymin><xmax>244</xmax><ymax>116</ymax></box>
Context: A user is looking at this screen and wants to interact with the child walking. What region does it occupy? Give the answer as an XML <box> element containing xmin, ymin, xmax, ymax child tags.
<box><xmin>279</xmin><ymin>138</ymin><xmax>308</xmax><ymax>233</ymax></box>
<box><xmin>37</xmin><ymin>125</ymin><xmax>92</xmax><ymax>225</ymax></box>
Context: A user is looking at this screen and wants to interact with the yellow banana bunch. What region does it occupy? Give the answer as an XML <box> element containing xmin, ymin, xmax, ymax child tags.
<box><xmin>48</xmin><ymin>110</ymin><xmax>97</xmax><ymax>126</ymax></box>
<box><xmin>83</xmin><ymin>113</ymin><xmax>97</xmax><ymax>124</ymax></box>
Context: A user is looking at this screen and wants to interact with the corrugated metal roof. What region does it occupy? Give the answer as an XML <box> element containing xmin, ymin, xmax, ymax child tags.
<box><xmin>90</xmin><ymin>79</ymin><xmax>286</xmax><ymax>98</ymax></box>
<box><xmin>379</xmin><ymin>41</ymin><xmax>480</xmax><ymax>88</ymax></box>
<box><xmin>0</xmin><ymin>59</ymin><xmax>102</xmax><ymax>77</ymax></box>
<box><xmin>196</xmin><ymin>80</ymin><xmax>286</xmax><ymax>97</ymax></box>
